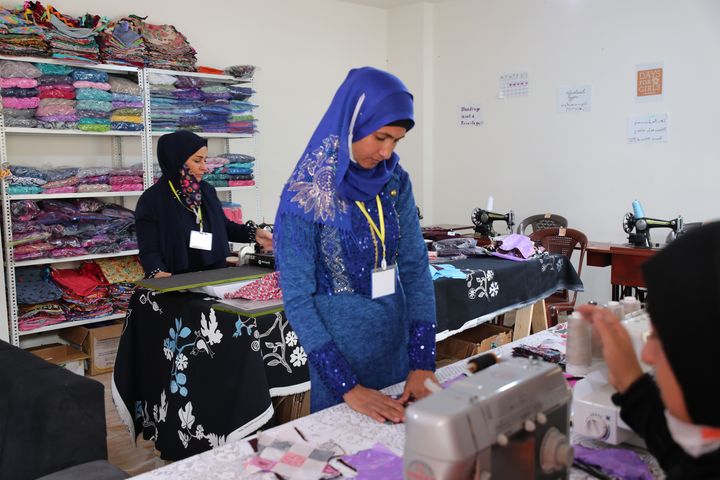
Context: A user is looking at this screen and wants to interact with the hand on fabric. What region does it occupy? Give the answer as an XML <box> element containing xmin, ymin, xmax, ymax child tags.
<box><xmin>576</xmin><ymin>304</ymin><xmax>643</xmax><ymax>394</ymax></box>
<box><xmin>154</xmin><ymin>271</ymin><xmax>172</xmax><ymax>278</ymax></box>
<box><xmin>343</xmin><ymin>385</ymin><xmax>405</xmax><ymax>423</ymax></box>
<box><xmin>399</xmin><ymin>370</ymin><xmax>439</xmax><ymax>404</ymax></box>
<box><xmin>256</xmin><ymin>228</ymin><xmax>273</xmax><ymax>252</ymax></box>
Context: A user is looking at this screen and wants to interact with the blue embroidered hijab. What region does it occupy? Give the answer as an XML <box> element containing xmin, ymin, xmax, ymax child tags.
<box><xmin>277</xmin><ymin>67</ymin><xmax>414</xmax><ymax>231</ymax></box>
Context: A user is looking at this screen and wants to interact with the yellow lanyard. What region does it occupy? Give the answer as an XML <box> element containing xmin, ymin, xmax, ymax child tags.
<box><xmin>169</xmin><ymin>181</ymin><xmax>203</xmax><ymax>231</ymax></box>
<box><xmin>355</xmin><ymin>196</ymin><xmax>387</xmax><ymax>269</ymax></box>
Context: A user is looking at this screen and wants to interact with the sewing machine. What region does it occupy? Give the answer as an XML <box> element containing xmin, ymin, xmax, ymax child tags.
<box><xmin>572</xmin><ymin>311</ymin><xmax>651</xmax><ymax>447</ymax></box>
<box><xmin>471</xmin><ymin>208</ymin><xmax>515</xmax><ymax>237</ymax></box>
<box><xmin>622</xmin><ymin>201</ymin><xmax>683</xmax><ymax>248</ymax></box>
<box><xmin>404</xmin><ymin>358</ymin><xmax>572</xmax><ymax>479</ymax></box>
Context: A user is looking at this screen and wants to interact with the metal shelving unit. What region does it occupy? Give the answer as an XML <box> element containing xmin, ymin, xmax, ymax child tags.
<box><xmin>0</xmin><ymin>58</ymin><xmax>259</xmax><ymax>346</ymax></box>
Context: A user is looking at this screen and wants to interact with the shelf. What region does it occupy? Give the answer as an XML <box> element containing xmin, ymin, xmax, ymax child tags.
<box><xmin>18</xmin><ymin>312</ymin><xmax>126</xmax><ymax>336</ymax></box>
<box><xmin>14</xmin><ymin>250</ymin><xmax>139</xmax><ymax>268</ymax></box>
<box><xmin>10</xmin><ymin>191</ymin><xmax>143</xmax><ymax>200</ymax></box>
<box><xmin>5</xmin><ymin>127</ymin><xmax>143</xmax><ymax>137</ymax></box>
<box><xmin>0</xmin><ymin>55</ymin><xmax>139</xmax><ymax>73</ymax></box>
<box><xmin>145</xmin><ymin>67</ymin><xmax>251</xmax><ymax>83</ymax></box>
<box><xmin>215</xmin><ymin>186</ymin><xmax>257</xmax><ymax>193</ymax></box>
<box><xmin>150</xmin><ymin>131</ymin><xmax>253</xmax><ymax>139</ymax></box>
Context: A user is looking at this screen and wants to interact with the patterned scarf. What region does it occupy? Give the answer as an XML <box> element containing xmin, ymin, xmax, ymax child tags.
<box><xmin>178</xmin><ymin>164</ymin><xmax>202</xmax><ymax>210</ymax></box>
<box><xmin>276</xmin><ymin>67</ymin><xmax>414</xmax><ymax>232</ymax></box>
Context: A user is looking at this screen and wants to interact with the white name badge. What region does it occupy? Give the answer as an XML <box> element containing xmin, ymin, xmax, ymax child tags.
<box><xmin>371</xmin><ymin>265</ymin><xmax>396</xmax><ymax>299</ymax></box>
<box><xmin>189</xmin><ymin>230</ymin><xmax>213</xmax><ymax>251</ymax></box>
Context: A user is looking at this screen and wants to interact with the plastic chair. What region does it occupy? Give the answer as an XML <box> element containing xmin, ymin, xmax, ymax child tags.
<box><xmin>517</xmin><ymin>214</ymin><xmax>568</xmax><ymax>235</ymax></box>
<box><xmin>529</xmin><ymin>227</ymin><xmax>588</xmax><ymax>326</ymax></box>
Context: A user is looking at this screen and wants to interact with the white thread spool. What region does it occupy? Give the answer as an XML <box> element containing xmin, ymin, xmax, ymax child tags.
<box><xmin>607</xmin><ymin>301</ymin><xmax>625</xmax><ymax>320</ymax></box>
<box><xmin>621</xmin><ymin>296</ymin><xmax>641</xmax><ymax>316</ymax></box>
<box><xmin>566</xmin><ymin>312</ymin><xmax>592</xmax><ymax>375</ymax></box>
<box><xmin>486</xmin><ymin>196</ymin><xmax>494</xmax><ymax>211</ymax></box>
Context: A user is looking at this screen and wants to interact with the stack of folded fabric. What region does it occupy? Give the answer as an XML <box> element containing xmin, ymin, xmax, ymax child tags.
<box><xmin>219</xmin><ymin>153</ymin><xmax>255</xmax><ymax>187</ymax></box>
<box><xmin>99</xmin><ymin>17</ymin><xmax>145</xmax><ymax>67</ymax></box>
<box><xmin>140</xmin><ymin>21</ymin><xmax>197</xmax><ymax>72</ymax></box>
<box><xmin>46</xmin><ymin>12</ymin><xmax>102</xmax><ymax>64</ymax></box>
<box><xmin>0</xmin><ymin>7</ymin><xmax>50</xmax><ymax>58</ymax></box>
<box><xmin>8</xmin><ymin>166</ymin><xmax>47</xmax><ymax>195</ymax></box>
<box><xmin>0</xmin><ymin>60</ymin><xmax>41</xmax><ymax>128</ymax></box>
<box><xmin>149</xmin><ymin>72</ymin><xmax>179</xmax><ymax>132</ymax></box>
<box><xmin>222</xmin><ymin>201</ymin><xmax>243</xmax><ymax>223</ymax></box>
<box><xmin>200</xmin><ymin>82</ymin><xmax>231</xmax><ymax>132</ymax></box>
<box><xmin>16</xmin><ymin>265</ymin><xmax>66</xmax><ymax>332</ymax></box>
<box><xmin>202</xmin><ymin>156</ymin><xmax>230</xmax><ymax>188</ymax></box>
<box><xmin>95</xmin><ymin>256</ymin><xmax>144</xmax><ymax>313</ymax></box>
<box><xmin>108</xmin><ymin>75</ymin><xmax>143</xmax><ymax>131</ymax></box>
<box><xmin>224</xmin><ymin>65</ymin><xmax>255</xmax><ymax>80</ymax></box>
<box><xmin>51</xmin><ymin>262</ymin><xmax>113</xmax><ymax>321</ymax></box>
<box><xmin>227</xmin><ymin>99</ymin><xmax>257</xmax><ymax>134</ymax></box>
<box><xmin>41</xmin><ymin>167</ymin><xmax>79</xmax><ymax>194</ymax></box>
<box><xmin>174</xmin><ymin>75</ymin><xmax>204</xmax><ymax>131</ymax></box>
<box><xmin>35</xmin><ymin>62</ymin><xmax>77</xmax><ymax>129</ymax></box>
<box><xmin>108</xmin><ymin>163</ymin><xmax>144</xmax><ymax>192</ymax></box>
<box><xmin>9</xmin><ymin>198</ymin><xmax>138</xmax><ymax>261</ymax></box>
<box><xmin>72</xmin><ymin>68</ymin><xmax>112</xmax><ymax>132</ymax></box>
<box><xmin>76</xmin><ymin>167</ymin><xmax>111</xmax><ymax>193</ymax></box>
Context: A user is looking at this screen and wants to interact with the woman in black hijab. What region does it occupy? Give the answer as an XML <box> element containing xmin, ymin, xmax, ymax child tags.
<box><xmin>135</xmin><ymin>130</ymin><xmax>272</xmax><ymax>277</ymax></box>
<box><xmin>578</xmin><ymin>222</ymin><xmax>720</xmax><ymax>479</ymax></box>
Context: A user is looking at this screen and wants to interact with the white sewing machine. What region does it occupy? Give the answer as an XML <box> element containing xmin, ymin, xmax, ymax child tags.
<box><xmin>572</xmin><ymin>311</ymin><xmax>651</xmax><ymax>447</ymax></box>
<box><xmin>404</xmin><ymin>357</ymin><xmax>573</xmax><ymax>480</ymax></box>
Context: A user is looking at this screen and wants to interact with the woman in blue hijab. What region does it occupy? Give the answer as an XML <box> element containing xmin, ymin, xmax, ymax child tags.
<box><xmin>275</xmin><ymin>67</ymin><xmax>438</xmax><ymax>421</ymax></box>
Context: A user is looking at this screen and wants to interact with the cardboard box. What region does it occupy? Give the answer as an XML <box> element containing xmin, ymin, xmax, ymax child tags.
<box><xmin>27</xmin><ymin>343</ymin><xmax>89</xmax><ymax>376</ymax></box>
<box><xmin>272</xmin><ymin>391</ymin><xmax>311</xmax><ymax>426</ymax></box>
<box><xmin>60</xmin><ymin>321</ymin><xmax>123</xmax><ymax>376</ymax></box>
<box><xmin>436</xmin><ymin>324</ymin><xmax>513</xmax><ymax>360</ymax></box>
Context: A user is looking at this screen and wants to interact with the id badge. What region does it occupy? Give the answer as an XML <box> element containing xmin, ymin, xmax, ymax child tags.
<box><xmin>189</xmin><ymin>230</ymin><xmax>213</xmax><ymax>251</ymax></box>
<box><xmin>371</xmin><ymin>265</ymin><xmax>396</xmax><ymax>299</ymax></box>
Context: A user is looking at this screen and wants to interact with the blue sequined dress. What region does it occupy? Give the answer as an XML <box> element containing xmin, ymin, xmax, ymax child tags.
<box><xmin>275</xmin><ymin>154</ymin><xmax>436</xmax><ymax>412</ymax></box>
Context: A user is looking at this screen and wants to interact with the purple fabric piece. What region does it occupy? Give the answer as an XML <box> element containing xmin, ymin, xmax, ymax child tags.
<box><xmin>489</xmin><ymin>251</ymin><xmax>530</xmax><ymax>262</ymax></box>
<box><xmin>497</xmin><ymin>233</ymin><xmax>535</xmax><ymax>258</ymax></box>
<box><xmin>573</xmin><ymin>445</ymin><xmax>654</xmax><ymax>480</ymax></box>
<box><xmin>342</xmin><ymin>443</ymin><xmax>404</xmax><ymax>480</ymax></box>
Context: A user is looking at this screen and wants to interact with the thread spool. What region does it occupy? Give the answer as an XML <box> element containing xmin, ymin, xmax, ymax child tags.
<box><xmin>486</xmin><ymin>196</ymin><xmax>494</xmax><ymax>211</ymax></box>
<box><xmin>621</xmin><ymin>296</ymin><xmax>641</xmax><ymax>316</ymax></box>
<box><xmin>566</xmin><ymin>312</ymin><xmax>592</xmax><ymax>375</ymax></box>
<box><xmin>607</xmin><ymin>300</ymin><xmax>625</xmax><ymax>320</ymax></box>
<box><xmin>632</xmin><ymin>200</ymin><xmax>645</xmax><ymax>219</ymax></box>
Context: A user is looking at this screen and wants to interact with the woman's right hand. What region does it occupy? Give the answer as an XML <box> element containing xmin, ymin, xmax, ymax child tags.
<box><xmin>343</xmin><ymin>385</ymin><xmax>405</xmax><ymax>423</ymax></box>
<box><xmin>154</xmin><ymin>271</ymin><xmax>172</xmax><ymax>278</ymax></box>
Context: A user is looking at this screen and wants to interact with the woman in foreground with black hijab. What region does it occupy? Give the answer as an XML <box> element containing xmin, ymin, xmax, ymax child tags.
<box><xmin>578</xmin><ymin>222</ymin><xmax>720</xmax><ymax>479</ymax></box>
<box><xmin>135</xmin><ymin>130</ymin><xmax>272</xmax><ymax>278</ymax></box>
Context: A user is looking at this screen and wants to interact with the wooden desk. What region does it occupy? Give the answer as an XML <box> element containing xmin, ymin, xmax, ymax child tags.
<box><xmin>586</xmin><ymin>242</ymin><xmax>660</xmax><ymax>301</ymax></box>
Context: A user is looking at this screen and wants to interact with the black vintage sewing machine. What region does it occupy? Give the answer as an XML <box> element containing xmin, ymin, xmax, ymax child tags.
<box><xmin>471</xmin><ymin>208</ymin><xmax>515</xmax><ymax>237</ymax></box>
<box><xmin>622</xmin><ymin>201</ymin><xmax>683</xmax><ymax>248</ymax></box>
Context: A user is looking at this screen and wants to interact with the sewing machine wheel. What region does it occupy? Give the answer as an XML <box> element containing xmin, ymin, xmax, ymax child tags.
<box><xmin>471</xmin><ymin>208</ymin><xmax>482</xmax><ymax>227</ymax></box>
<box><xmin>622</xmin><ymin>212</ymin><xmax>635</xmax><ymax>234</ymax></box>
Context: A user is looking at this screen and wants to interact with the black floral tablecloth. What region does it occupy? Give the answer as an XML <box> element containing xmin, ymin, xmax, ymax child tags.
<box><xmin>112</xmin><ymin>290</ymin><xmax>310</xmax><ymax>461</ymax></box>
<box><xmin>434</xmin><ymin>254</ymin><xmax>583</xmax><ymax>334</ymax></box>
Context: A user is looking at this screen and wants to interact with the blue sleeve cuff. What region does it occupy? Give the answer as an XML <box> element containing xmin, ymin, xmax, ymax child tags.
<box><xmin>408</xmin><ymin>322</ymin><xmax>436</xmax><ymax>371</ymax></box>
<box><xmin>308</xmin><ymin>342</ymin><xmax>359</xmax><ymax>400</ymax></box>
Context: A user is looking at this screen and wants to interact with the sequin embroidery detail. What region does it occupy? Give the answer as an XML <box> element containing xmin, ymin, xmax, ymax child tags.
<box><xmin>408</xmin><ymin>322</ymin><xmax>437</xmax><ymax>371</ymax></box>
<box><xmin>309</xmin><ymin>342</ymin><xmax>359</xmax><ymax>400</ymax></box>
<box><xmin>287</xmin><ymin>135</ymin><xmax>348</xmax><ymax>223</ymax></box>
<box><xmin>320</xmin><ymin>225</ymin><xmax>354</xmax><ymax>294</ymax></box>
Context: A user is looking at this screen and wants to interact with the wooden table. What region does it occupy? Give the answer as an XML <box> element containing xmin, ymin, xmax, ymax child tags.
<box><xmin>586</xmin><ymin>242</ymin><xmax>661</xmax><ymax>301</ymax></box>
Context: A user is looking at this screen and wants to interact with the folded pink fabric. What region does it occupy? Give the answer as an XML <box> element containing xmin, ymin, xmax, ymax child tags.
<box><xmin>1</xmin><ymin>77</ymin><xmax>38</xmax><ymax>88</ymax></box>
<box><xmin>43</xmin><ymin>186</ymin><xmax>77</xmax><ymax>194</ymax></box>
<box><xmin>229</xmin><ymin>180</ymin><xmax>255</xmax><ymax>187</ymax></box>
<box><xmin>73</xmin><ymin>81</ymin><xmax>111</xmax><ymax>91</ymax></box>
<box><xmin>2</xmin><ymin>97</ymin><xmax>39</xmax><ymax>109</ymax></box>
<box><xmin>224</xmin><ymin>272</ymin><xmax>282</xmax><ymax>301</ymax></box>
<box><xmin>110</xmin><ymin>184</ymin><xmax>143</xmax><ymax>192</ymax></box>
<box><xmin>109</xmin><ymin>175</ymin><xmax>143</xmax><ymax>185</ymax></box>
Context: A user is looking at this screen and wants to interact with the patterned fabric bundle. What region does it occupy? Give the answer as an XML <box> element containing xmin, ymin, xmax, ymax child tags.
<box><xmin>0</xmin><ymin>60</ymin><xmax>41</xmax><ymax>127</ymax></box>
<box><xmin>99</xmin><ymin>17</ymin><xmax>145</xmax><ymax>67</ymax></box>
<box><xmin>0</xmin><ymin>7</ymin><xmax>50</xmax><ymax>58</ymax></box>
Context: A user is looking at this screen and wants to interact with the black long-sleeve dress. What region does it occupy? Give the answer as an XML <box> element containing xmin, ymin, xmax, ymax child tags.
<box><xmin>135</xmin><ymin>178</ymin><xmax>251</xmax><ymax>276</ymax></box>
<box><xmin>613</xmin><ymin>374</ymin><xmax>720</xmax><ymax>479</ymax></box>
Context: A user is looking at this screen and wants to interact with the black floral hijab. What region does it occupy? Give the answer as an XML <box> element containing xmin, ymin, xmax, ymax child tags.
<box><xmin>157</xmin><ymin>131</ymin><xmax>207</xmax><ymax>210</ymax></box>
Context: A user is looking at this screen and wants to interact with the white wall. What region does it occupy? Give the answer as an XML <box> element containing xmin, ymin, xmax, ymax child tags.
<box><xmin>39</xmin><ymin>0</ymin><xmax>388</xmax><ymax>220</ymax></box>
<box><xmin>390</xmin><ymin>0</ymin><xmax>720</xmax><ymax>304</ymax></box>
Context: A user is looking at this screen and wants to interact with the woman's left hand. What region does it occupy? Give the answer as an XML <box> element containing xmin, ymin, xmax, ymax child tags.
<box><xmin>398</xmin><ymin>369</ymin><xmax>439</xmax><ymax>404</ymax></box>
<box><xmin>255</xmin><ymin>228</ymin><xmax>273</xmax><ymax>252</ymax></box>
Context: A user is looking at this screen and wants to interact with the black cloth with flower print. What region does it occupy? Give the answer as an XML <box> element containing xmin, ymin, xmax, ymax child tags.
<box><xmin>433</xmin><ymin>255</ymin><xmax>583</xmax><ymax>334</ymax></box>
<box><xmin>113</xmin><ymin>291</ymin><xmax>310</xmax><ymax>461</ymax></box>
<box><xmin>179</xmin><ymin>165</ymin><xmax>202</xmax><ymax>211</ymax></box>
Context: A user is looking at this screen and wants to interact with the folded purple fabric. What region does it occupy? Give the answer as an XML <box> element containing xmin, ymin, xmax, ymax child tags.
<box><xmin>573</xmin><ymin>445</ymin><xmax>654</xmax><ymax>480</ymax></box>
